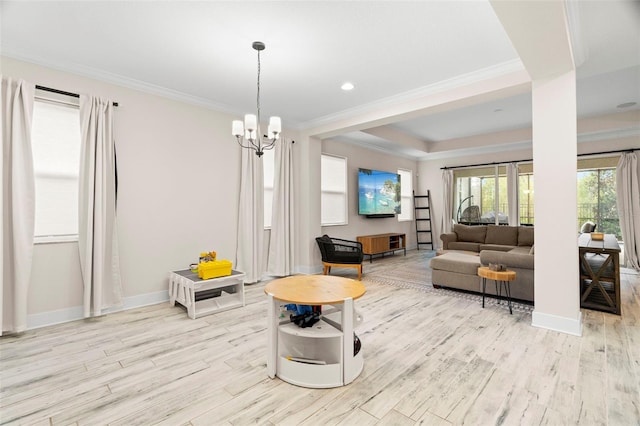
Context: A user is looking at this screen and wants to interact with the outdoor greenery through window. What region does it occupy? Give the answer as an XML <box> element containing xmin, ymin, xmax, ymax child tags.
<box><xmin>454</xmin><ymin>166</ymin><xmax>516</xmax><ymax>225</ymax></box>
<box><xmin>577</xmin><ymin>166</ymin><xmax>620</xmax><ymax>239</ymax></box>
<box><xmin>519</xmin><ymin>172</ymin><xmax>535</xmax><ymax>225</ymax></box>
<box><xmin>452</xmin><ymin>158</ymin><xmax>620</xmax><ymax>240</ymax></box>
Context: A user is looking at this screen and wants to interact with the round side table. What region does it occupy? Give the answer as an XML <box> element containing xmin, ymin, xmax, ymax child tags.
<box><xmin>477</xmin><ymin>266</ymin><xmax>517</xmax><ymax>314</ymax></box>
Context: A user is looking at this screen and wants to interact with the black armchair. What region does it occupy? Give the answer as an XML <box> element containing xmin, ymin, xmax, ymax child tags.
<box><xmin>315</xmin><ymin>235</ymin><xmax>364</xmax><ymax>280</ymax></box>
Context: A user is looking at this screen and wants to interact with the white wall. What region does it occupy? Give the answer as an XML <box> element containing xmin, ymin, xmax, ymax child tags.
<box><xmin>321</xmin><ymin>138</ymin><xmax>418</xmax><ymax>247</ymax></box>
<box><xmin>2</xmin><ymin>57</ymin><xmax>252</xmax><ymax>327</ymax></box>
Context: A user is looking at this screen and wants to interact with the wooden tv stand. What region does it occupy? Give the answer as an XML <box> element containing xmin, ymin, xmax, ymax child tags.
<box><xmin>357</xmin><ymin>233</ymin><xmax>406</xmax><ymax>263</ymax></box>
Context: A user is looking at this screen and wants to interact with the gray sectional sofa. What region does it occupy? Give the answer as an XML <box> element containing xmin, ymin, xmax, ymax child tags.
<box><xmin>430</xmin><ymin>224</ymin><xmax>535</xmax><ymax>302</ymax></box>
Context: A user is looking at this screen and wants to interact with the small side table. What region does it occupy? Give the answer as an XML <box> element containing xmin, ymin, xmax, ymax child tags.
<box><xmin>477</xmin><ymin>266</ymin><xmax>516</xmax><ymax>314</ymax></box>
<box><xmin>264</xmin><ymin>275</ymin><xmax>366</xmax><ymax>388</ymax></box>
<box><xmin>169</xmin><ymin>269</ymin><xmax>245</xmax><ymax>319</ymax></box>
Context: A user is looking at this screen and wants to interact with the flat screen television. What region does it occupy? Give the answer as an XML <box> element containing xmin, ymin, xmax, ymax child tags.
<box><xmin>358</xmin><ymin>168</ymin><xmax>401</xmax><ymax>217</ymax></box>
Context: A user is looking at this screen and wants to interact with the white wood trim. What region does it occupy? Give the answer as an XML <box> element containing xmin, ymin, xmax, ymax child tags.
<box><xmin>531</xmin><ymin>309</ymin><xmax>583</xmax><ymax>336</ymax></box>
<box><xmin>26</xmin><ymin>290</ymin><xmax>169</xmax><ymax>330</ymax></box>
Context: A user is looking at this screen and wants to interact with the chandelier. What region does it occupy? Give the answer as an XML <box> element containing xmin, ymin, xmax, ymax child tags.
<box><xmin>232</xmin><ymin>41</ymin><xmax>281</xmax><ymax>157</ymax></box>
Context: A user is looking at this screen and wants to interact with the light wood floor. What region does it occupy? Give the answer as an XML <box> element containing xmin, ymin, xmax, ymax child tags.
<box><xmin>1</xmin><ymin>251</ymin><xmax>639</xmax><ymax>425</ymax></box>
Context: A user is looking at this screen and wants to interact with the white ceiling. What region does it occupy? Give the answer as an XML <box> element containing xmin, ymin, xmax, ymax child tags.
<box><xmin>2</xmin><ymin>1</ymin><xmax>639</xmax><ymax>160</ymax></box>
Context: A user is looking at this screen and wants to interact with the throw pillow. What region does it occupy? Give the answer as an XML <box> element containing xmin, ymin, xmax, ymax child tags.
<box><xmin>453</xmin><ymin>224</ymin><xmax>487</xmax><ymax>243</ymax></box>
<box><xmin>485</xmin><ymin>225</ymin><xmax>518</xmax><ymax>246</ymax></box>
<box><xmin>529</xmin><ymin>245</ymin><xmax>535</xmax><ymax>255</ymax></box>
<box><xmin>518</xmin><ymin>226</ymin><xmax>535</xmax><ymax>246</ymax></box>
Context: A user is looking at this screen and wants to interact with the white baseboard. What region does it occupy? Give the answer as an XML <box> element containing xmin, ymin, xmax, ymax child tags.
<box><xmin>531</xmin><ymin>309</ymin><xmax>583</xmax><ymax>336</ymax></box>
<box><xmin>295</xmin><ymin>265</ymin><xmax>323</xmax><ymax>275</ymax></box>
<box><xmin>27</xmin><ymin>290</ymin><xmax>169</xmax><ymax>331</ymax></box>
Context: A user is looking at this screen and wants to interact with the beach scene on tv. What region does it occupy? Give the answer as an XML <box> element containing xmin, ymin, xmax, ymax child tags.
<box><xmin>358</xmin><ymin>168</ymin><xmax>401</xmax><ymax>215</ymax></box>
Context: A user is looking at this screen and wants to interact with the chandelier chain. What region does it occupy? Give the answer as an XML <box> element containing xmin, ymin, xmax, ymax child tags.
<box><xmin>256</xmin><ymin>49</ymin><xmax>261</xmax><ymax>134</ymax></box>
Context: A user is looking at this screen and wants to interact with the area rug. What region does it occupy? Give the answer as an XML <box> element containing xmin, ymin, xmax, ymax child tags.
<box><xmin>363</xmin><ymin>250</ymin><xmax>534</xmax><ymax>314</ymax></box>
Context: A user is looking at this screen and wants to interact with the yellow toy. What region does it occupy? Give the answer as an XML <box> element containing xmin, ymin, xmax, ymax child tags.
<box><xmin>199</xmin><ymin>251</ymin><xmax>217</xmax><ymax>262</ymax></box>
<box><xmin>197</xmin><ymin>250</ymin><xmax>231</xmax><ymax>279</ymax></box>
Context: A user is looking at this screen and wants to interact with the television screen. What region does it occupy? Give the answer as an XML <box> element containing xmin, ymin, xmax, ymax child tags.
<box><xmin>358</xmin><ymin>168</ymin><xmax>401</xmax><ymax>216</ymax></box>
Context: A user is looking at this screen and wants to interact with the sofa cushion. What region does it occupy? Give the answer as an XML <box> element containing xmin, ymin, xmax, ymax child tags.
<box><xmin>453</xmin><ymin>224</ymin><xmax>487</xmax><ymax>244</ymax></box>
<box><xmin>480</xmin><ymin>250</ymin><xmax>534</xmax><ymax>269</ymax></box>
<box><xmin>485</xmin><ymin>225</ymin><xmax>518</xmax><ymax>246</ymax></box>
<box><xmin>518</xmin><ymin>226</ymin><xmax>535</xmax><ymax>246</ymax></box>
<box><xmin>448</xmin><ymin>242</ymin><xmax>481</xmax><ymax>252</ymax></box>
<box><xmin>430</xmin><ymin>252</ymin><xmax>481</xmax><ymax>275</ymax></box>
<box><xmin>480</xmin><ymin>244</ymin><xmax>515</xmax><ymax>252</ymax></box>
<box><xmin>529</xmin><ymin>245</ymin><xmax>535</xmax><ymax>255</ymax></box>
<box><xmin>509</xmin><ymin>246</ymin><xmax>531</xmax><ymax>255</ymax></box>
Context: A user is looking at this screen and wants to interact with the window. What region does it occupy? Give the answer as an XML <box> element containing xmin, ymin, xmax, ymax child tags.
<box><xmin>397</xmin><ymin>169</ymin><xmax>413</xmax><ymax>221</ymax></box>
<box><xmin>451</xmin><ymin>157</ymin><xmax>621</xmax><ymax>232</ymax></box>
<box><xmin>577</xmin><ymin>163</ymin><xmax>620</xmax><ymax>239</ymax></box>
<box><xmin>518</xmin><ymin>171</ymin><xmax>535</xmax><ymax>225</ymax></box>
<box><xmin>454</xmin><ymin>166</ymin><xmax>508</xmax><ymax>224</ymax></box>
<box><xmin>32</xmin><ymin>98</ymin><xmax>81</xmax><ymax>240</ymax></box>
<box><xmin>321</xmin><ymin>154</ymin><xmax>347</xmax><ymax>226</ymax></box>
<box><xmin>263</xmin><ymin>148</ymin><xmax>275</xmax><ymax>228</ymax></box>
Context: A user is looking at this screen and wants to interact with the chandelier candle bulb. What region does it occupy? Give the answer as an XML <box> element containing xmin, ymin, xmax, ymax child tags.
<box><xmin>244</xmin><ymin>114</ymin><xmax>257</xmax><ymax>131</ymax></box>
<box><xmin>269</xmin><ymin>116</ymin><xmax>281</xmax><ymax>133</ymax></box>
<box><xmin>232</xmin><ymin>120</ymin><xmax>244</xmax><ymax>136</ymax></box>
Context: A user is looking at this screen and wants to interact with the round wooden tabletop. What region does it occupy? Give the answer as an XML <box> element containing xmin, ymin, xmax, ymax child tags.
<box><xmin>477</xmin><ymin>266</ymin><xmax>516</xmax><ymax>281</ymax></box>
<box><xmin>264</xmin><ymin>275</ymin><xmax>366</xmax><ymax>305</ymax></box>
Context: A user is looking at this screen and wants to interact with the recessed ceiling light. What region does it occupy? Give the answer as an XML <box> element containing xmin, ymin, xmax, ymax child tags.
<box><xmin>617</xmin><ymin>102</ymin><xmax>637</xmax><ymax>109</ymax></box>
<box><xmin>341</xmin><ymin>82</ymin><xmax>354</xmax><ymax>91</ymax></box>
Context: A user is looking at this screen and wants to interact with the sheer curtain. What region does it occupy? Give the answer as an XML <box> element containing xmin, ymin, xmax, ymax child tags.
<box><xmin>267</xmin><ymin>138</ymin><xmax>295</xmax><ymax>276</ymax></box>
<box><xmin>507</xmin><ymin>162</ymin><xmax>520</xmax><ymax>226</ymax></box>
<box><xmin>440</xmin><ymin>169</ymin><xmax>454</xmax><ymax>238</ymax></box>
<box><xmin>78</xmin><ymin>95</ymin><xmax>123</xmax><ymax>317</ymax></box>
<box><xmin>616</xmin><ymin>152</ymin><xmax>640</xmax><ymax>270</ymax></box>
<box><xmin>236</xmin><ymin>147</ymin><xmax>264</xmax><ymax>283</ymax></box>
<box><xmin>1</xmin><ymin>77</ymin><xmax>35</xmax><ymax>334</ymax></box>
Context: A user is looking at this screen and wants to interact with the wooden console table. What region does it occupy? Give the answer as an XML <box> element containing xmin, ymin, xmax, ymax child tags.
<box><xmin>264</xmin><ymin>275</ymin><xmax>366</xmax><ymax>388</ymax></box>
<box><xmin>578</xmin><ymin>233</ymin><xmax>621</xmax><ymax>315</ymax></box>
<box><xmin>357</xmin><ymin>233</ymin><xmax>406</xmax><ymax>263</ymax></box>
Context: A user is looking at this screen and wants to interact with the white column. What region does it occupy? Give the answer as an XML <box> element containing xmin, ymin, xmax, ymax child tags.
<box><xmin>531</xmin><ymin>70</ymin><xmax>582</xmax><ymax>336</ymax></box>
<box><xmin>490</xmin><ymin>0</ymin><xmax>582</xmax><ymax>335</ymax></box>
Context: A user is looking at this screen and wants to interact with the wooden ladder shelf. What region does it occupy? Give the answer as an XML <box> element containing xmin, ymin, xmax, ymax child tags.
<box><xmin>413</xmin><ymin>190</ymin><xmax>434</xmax><ymax>250</ymax></box>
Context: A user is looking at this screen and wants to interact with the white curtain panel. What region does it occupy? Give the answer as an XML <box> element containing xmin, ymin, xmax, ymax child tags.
<box><xmin>507</xmin><ymin>162</ymin><xmax>520</xmax><ymax>226</ymax></box>
<box><xmin>616</xmin><ymin>152</ymin><xmax>640</xmax><ymax>270</ymax></box>
<box><xmin>440</xmin><ymin>169</ymin><xmax>454</xmax><ymax>238</ymax></box>
<box><xmin>1</xmin><ymin>77</ymin><xmax>35</xmax><ymax>335</ymax></box>
<box><xmin>78</xmin><ymin>95</ymin><xmax>123</xmax><ymax>317</ymax></box>
<box><xmin>236</xmin><ymin>147</ymin><xmax>264</xmax><ymax>283</ymax></box>
<box><xmin>267</xmin><ymin>138</ymin><xmax>295</xmax><ymax>277</ymax></box>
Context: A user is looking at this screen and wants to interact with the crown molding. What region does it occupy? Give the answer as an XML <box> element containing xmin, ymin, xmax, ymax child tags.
<box><xmin>380</xmin><ymin>123</ymin><xmax>640</xmax><ymax>162</ymax></box>
<box><xmin>2</xmin><ymin>50</ymin><xmax>244</xmax><ymax>115</ymax></box>
<box><xmin>577</xmin><ymin>126</ymin><xmax>640</xmax><ymax>143</ymax></box>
